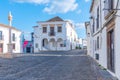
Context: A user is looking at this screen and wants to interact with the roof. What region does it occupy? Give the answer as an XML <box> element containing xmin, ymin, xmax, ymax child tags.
<box><xmin>47</xmin><ymin>16</ymin><xmax>64</xmax><ymax>22</ymax></box>
<box><xmin>0</xmin><ymin>23</ymin><xmax>21</xmax><ymax>32</ymax></box>
<box><xmin>90</xmin><ymin>0</ymin><xmax>94</xmax><ymax>12</ymax></box>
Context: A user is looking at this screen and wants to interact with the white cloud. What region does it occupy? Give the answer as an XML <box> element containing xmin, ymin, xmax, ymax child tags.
<box><xmin>85</xmin><ymin>0</ymin><xmax>90</xmax><ymax>2</ymax></box>
<box><xmin>75</xmin><ymin>23</ymin><xmax>85</xmax><ymax>29</ymax></box>
<box><xmin>75</xmin><ymin>23</ymin><xmax>86</xmax><ymax>38</ymax></box>
<box><xmin>65</xmin><ymin>19</ymin><xmax>74</xmax><ymax>24</ymax></box>
<box><xmin>12</xmin><ymin>0</ymin><xmax>49</xmax><ymax>4</ymax></box>
<box><xmin>65</xmin><ymin>19</ymin><xmax>85</xmax><ymax>29</ymax></box>
<box><xmin>11</xmin><ymin>0</ymin><xmax>78</xmax><ymax>14</ymax></box>
<box><xmin>44</xmin><ymin>0</ymin><xmax>78</xmax><ymax>14</ymax></box>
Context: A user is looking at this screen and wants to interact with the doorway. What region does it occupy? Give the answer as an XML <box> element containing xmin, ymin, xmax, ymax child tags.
<box><xmin>107</xmin><ymin>29</ymin><xmax>115</xmax><ymax>72</ymax></box>
<box><xmin>26</xmin><ymin>47</ymin><xmax>31</xmax><ymax>53</ymax></box>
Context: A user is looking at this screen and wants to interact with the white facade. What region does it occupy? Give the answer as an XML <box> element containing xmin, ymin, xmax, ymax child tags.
<box><xmin>113</xmin><ymin>0</ymin><xmax>120</xmax><ymax>79</ymax></box>
<box><xmin>87</xmin><ymin>0</ymin><xmax>120</xmax><ymax>79</ymax></box>
<box><xmin>0</xmin><ymin>24</ymin><xmax>21</xmax><ymax>53</ymax></box>
<box><xmin>76</xmin><ymin>38</ymin><xmax>83</xmax><ymax>49</ymax></box>
<box><xmin>33</xmin><ymin>17</ymin><xmax>78</xmax><ymax>52</ymax></box>
<box><xmin>85</xmin><ymin>22</ymin><xmax>92</xmax><ymax>56</ymax></box>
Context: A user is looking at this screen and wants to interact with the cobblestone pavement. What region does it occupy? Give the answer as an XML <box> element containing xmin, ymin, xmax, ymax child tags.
<box><xmin>0</xmin><ymin>50</ymin><xmax>115</xmax><ymax>80</ymax></box>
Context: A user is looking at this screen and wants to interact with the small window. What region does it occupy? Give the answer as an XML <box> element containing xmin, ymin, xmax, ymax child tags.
<box><xmin>58</xmin><ymin>26</ymin><xmax>62</xmax><ymax>32</ymax></box>
<box><xmin>96</xmin><ymin>7</ymin><xmax>99</xmax><ymax>30</ymax></box>
<box><xmin>43</xmin><ymin>27</ymin><xmax>47</xmax><ymax>33</ymax></box>
<box><xmin>97</xmin><ymin>36</ymin><xmax>99</xmax><ymax>49</ymax></box>
<box><xmin>13</xmin><ymin>44</ymin><xmax>15</xmax><ymax>50</ymax></box>
<box><xmin>0</xmin><ymin>31</ymin><xmax>2</xmax><ymax>40</ymax></box>
<box><xmin>12</xmin><ymin>33</ymin><xmax>15</xmax><ymax>41</ymax></box>
<box><xmin>35</xmin><ymin>43</ymin><xmax>38</xmax><ymax>48</ymax></box>
<box><xmin>95</xmin><ymin>53</ymin><xmax>99</xmax><ymax>60</ymax></box>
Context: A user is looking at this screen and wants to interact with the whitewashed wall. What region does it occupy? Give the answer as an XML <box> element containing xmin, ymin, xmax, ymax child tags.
<box><xmin>115</xmin><ymin>1</ymin><xmax>120</xmax><ymax>79</ymax></box>
<box><xmin>34</xmin><ymin>21</ymin><xmax>78</xmax><ymax>52</ymax></box>
<box><xmin>0</xmin><ymin>25</ymin><xmax>21</xmax><ymax>53</ymax></box>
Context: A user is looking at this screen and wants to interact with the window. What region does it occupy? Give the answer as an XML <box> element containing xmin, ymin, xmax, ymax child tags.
<box><xmin>97</xmin><ymin>36</ymin><xmax>99</xmax><ymax>49</ymax></box>
<box><xmin>0</xmin><ymin>31</ymin><xmax>2</xmax><ymax>40</ymax></box>
<box><xmin>109</xmin><ymin>0</ymin><xmax>113</xmax><ymax>10</ymax></box>
<box><xmin>43</xmin><ymin>27</ymin><xmax>47</xmax><ymax>33</ymax></box>
<box><xmin>13</xmin><ymin>44</ymin><xmax>15</xmax><ymax>50</ymax></box>
<box><xmin>95</xmin><ymin>40</ymin><xmax>97</xmax><ymax>51</ymax></box>
<box><xmin>104</xmin><ymin>0</ymin><xmax>114</xmax><ymax>17</ymax></box>
<box><xmin>58</xmin><ymin>26</ymin><xmax>62</xmax><ymax>32</ymax></box>
<box><xmin>35</xmin><ymin>43</ymin><xmax>38</xmax><ymax>48</ymax></box>
<box><xmin>96</xmin><ymin>7</ymin><xmax>99</xmax><ymax>30</ymax></box>
<box><xmin>50</xmin><ymin>27</ymin><xmax>55</xmax><ymax>36</ymax></box>
<box><xmin>12</xmin><ymin>33</ymin><xmax>15</xmax><ymax>41</ymax></box>
<box><xmin>0</xmin><ymin>43</ymin><xmax>3</xmax><ymax>53</ymax></box>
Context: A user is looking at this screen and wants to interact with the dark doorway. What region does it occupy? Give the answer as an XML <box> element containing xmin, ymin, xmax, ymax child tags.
<box><xmin>107</xmin><ymin>29</ymin><xmax>115</xmax><ymax>73</ymax></box>
<box><xmin>26</xmin><ymin>47</ymin><xmax>31</xmax><ymax>53</ymax></box>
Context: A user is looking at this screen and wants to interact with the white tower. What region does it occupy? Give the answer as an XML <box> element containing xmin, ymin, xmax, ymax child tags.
<box><xmin>8</xmin><ymin>11</ymin><xmax>12</xmax><ymax>26</ymax></box>
<box><xmin>7</xmin><ymin>11</ymin><xmax>13</xmax><ymax>54</ymax></box>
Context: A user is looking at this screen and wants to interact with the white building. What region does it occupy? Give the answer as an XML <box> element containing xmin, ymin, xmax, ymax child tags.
<box><xmin>76</xmin><ymin>38</ymin><xmax>83</xmax><ymax>49</ymax></box>
<box><xmin>87</xmin><ymin>0</ymin><xmax>120</xmax><ymax>79</ymax></box>
<box><xmin>33</xmin><ymin>16</ymin><xmax>78</xmax><ymax>52</ymax></box>
<box><xmin>0</xmin><ymin>24</ymin><xmax>21</xmax><ymax>53</ymax></box>
<box><xmin>85</xmin><ymin>22</ymin><xmax>92</xmax><ymax>56</ymax></box>
<box><xmin>0</xmin><ymin>12</ymin><xmax>22</xmax><ymax>54</ymax></box>
<box><xmin>82</xmin><ymin>39</ymin><xmax>87</xmax><ymax>49</ymax></box>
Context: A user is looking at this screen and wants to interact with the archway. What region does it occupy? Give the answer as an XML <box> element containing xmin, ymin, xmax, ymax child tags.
<box><xmin>42</xmin><ymin>38</ymin><xmax>48</xmax><ymax>49</ymax></box>
<box><xmin>57</xmin><ymin>38</ymin><xmax>63</xmax><ymax>50</ymax></box>
<box><xmin>49</xmin><ymin>38</ymin><xmax>56</xmax><ymax>50</ymax></box>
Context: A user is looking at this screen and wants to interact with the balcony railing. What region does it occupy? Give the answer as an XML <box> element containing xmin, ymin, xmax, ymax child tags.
<box><xmin>0</xmin><ymin>35</ymin><xmax>4</xmax><ymax>41</ymax></box>
<box><xmin>49</xmin><ymin>32</ymin><xmax>55</xmax><ymax>36</ymax></box>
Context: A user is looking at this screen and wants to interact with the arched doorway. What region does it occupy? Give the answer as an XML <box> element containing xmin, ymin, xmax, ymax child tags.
<box><xmin>57</xmin><ymin>38</ymin><xmax>63</xmax><ymax>50</ymax></box>
<box><xmin>42</xmin><ymin>38</ymin><xmax>48</xmax><ymax>50</ymax></box>
<box><xmin>49</xmin><ymin>38</ymin><xmax>56</xmax><ymax>50</ymax></box>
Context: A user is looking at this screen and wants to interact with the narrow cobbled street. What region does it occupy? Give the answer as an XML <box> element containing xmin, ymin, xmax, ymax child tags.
<box><xmin>0</xmin><ymin>50</ymin><xmax>115</xmax><ymax>80</ymax></box>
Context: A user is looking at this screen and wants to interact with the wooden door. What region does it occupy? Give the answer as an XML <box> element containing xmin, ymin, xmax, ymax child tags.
<box><xmin>107</xmin><ymin>29</ymin><xmax>115</xmax><ymax>72</ymax></box>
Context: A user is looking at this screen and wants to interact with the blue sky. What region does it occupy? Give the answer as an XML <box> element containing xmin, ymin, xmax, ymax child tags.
<box><xmin>0</xmin><ymin>0</ymin><xmax>91</xmax><ymax>39</ymax></box>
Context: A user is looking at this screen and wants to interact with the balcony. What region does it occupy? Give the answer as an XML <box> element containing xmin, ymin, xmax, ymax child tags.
<box><xmin>104</xmin><ymin>10</ymin><xmax>115</xmax><ymax>20</ymax></box>
<box><xmin>104</xmin><ymin>0</ymin><xmax>115</xmax><ymax>20</ymax></box>
<box><xmin>49</xmin><ymin>32</ymin><xmax>55</xmax><ymax>36</ymax></box>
